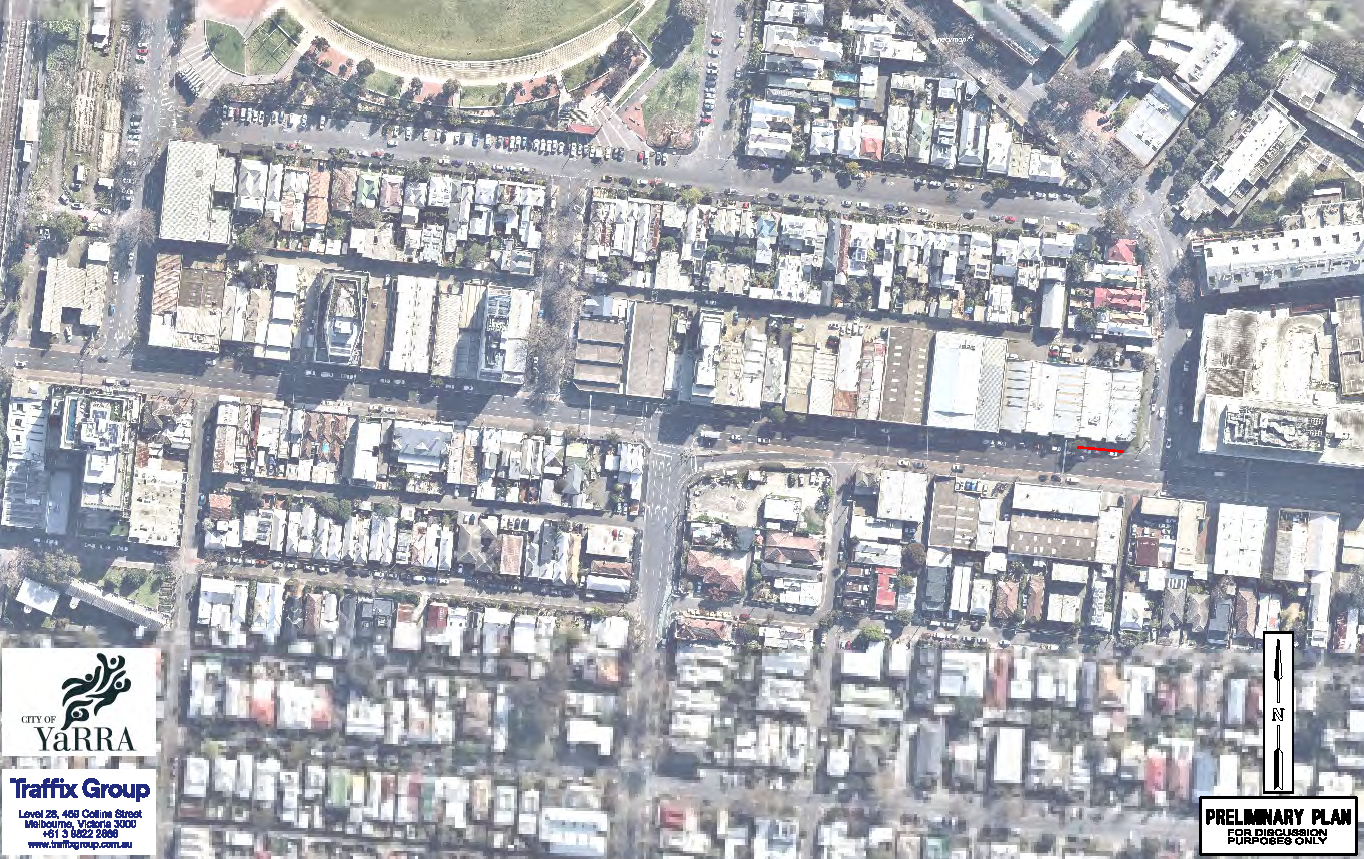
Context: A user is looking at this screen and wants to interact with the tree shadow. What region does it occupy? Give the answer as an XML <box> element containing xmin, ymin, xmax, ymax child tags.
<box><xmin>653</xmin><ymin>17</ymin><xmax>697</xmax><ymax>69</ymax></box>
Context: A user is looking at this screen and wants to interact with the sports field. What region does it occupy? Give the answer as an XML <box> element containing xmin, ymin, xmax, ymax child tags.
<box><xmin>310</xmin><ymin>0</ymin><xmax>637</xmax><ymax>61</ymax></box>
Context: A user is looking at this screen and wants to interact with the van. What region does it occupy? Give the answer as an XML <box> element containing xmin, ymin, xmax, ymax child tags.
<box><xmin>1158</xmin><ymin>407</ymin><xmax>1166</xmax><ymax>421</ymax></box>
<box><xmin>1213</xmin><ymin>471</ymin><xmax>1227</xmax><ymax>478</ymax></box>
<box><xmin>1022</xmin><ymin>217</ymin><xmax>1040</xmax><ymax>230</ymax></box>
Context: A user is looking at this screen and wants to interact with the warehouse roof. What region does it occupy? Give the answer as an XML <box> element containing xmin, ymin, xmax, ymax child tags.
<box><xmin>160</xmin><ymin>141</ymin><xmax>221</xmax><ymax>243</ymax></box>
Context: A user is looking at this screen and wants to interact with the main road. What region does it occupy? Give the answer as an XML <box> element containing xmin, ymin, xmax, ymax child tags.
<box><xmin>207</xmin><ymin>120</ymin><xmax>1102</xmax><ymax>229</ymax></box>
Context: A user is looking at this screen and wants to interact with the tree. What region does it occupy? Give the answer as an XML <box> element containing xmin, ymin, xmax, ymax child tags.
<box><xmin>1101</xmin><ymin>205</ymin><xmax>1131</xmax><ymax>238</ymax></box>
<box><xmin>47</xmin><ymin>211</ymin><xmax>85</xmax><ymax>252</ymax></box>
<box><xmin>19</xmin><ymin>549</ymin><xmax>83</xmax><ymax>586</ymax></box>
<box><xmin>5</xmin><ymin>261</ymin><xmax>28</xmax><ymax>289</ymax></box>
<box><xmin>313</xmin><ymin>496</ymin><xmax>353</xmax><ymax>523</ymax></box>
<box><xmin>404</xmin><ymin>162</ymin><xmax>431</xmax><ymax>182</ymax></box>
<box><xmin>765</xmin><ymin>405</ymin><xmax>787</xmax><ymax>424</ymax></box>
<box><xmin>904</xmin><ymin>541</ymin><xmax>926</xmax><ymax>570</ymax></box>
<box><xmin>1046</xmin><ymin>69</ymin><xmax>1096</xmax><ymax>114</ymax></box>
<box><xmin>119</xmin><ymin>73</ymin><xmax>144</xmax><ymax>107</ymax></box>
<box><xmin>678</xmin><ymin>186</ymin><xmax>704</xmax><ymax>206</ymax></box>
<box><xmin>1094</xmin><ymin>342</ymin><xmax>1119</xmax><ymax>365</ymax></box>
<box><xmin>1227</xmin><ymin>0</ymin><xmax>1295</xmax><ymax>59</ymax></box>
<box><xmin>1283</xmin><ymin>174</ymin><xmax>1316</xmax><ymax>208</ymax></box>
<box><xmin>351</xmin><ymin>206</ymin><xmax>380</xmax><ymax>228</ymax></box>
<box><xmin>441</xmin><ymin>78</ymin><xmax>460</xmax><ymax>99</ymax></box>
<box><xmin>233</xmin><ymin>217</ymin><xmax>278</xmax><ymax>255</ymax></box>
<box><xmin>354</xmin><ymin>58</ymin><xmax>375</xmax><ymax>79</ymax></box>
<box><xmin>1312</xmin><ymin>33</ymin><xmax>1364</xmax><ymax>81</ymax></box>
<box><xmin>408</xmin><ymin>76</ymin><xmax>422</xmax><ymax>93</ymax></box>
<box><xmin>122</xmin><ymin>209</ymin><xmax>157</xmax><ymax>245</ymax></box>
<box><xmin>673</xmin><ymin>0</ymin><xmax>706</xmax><ymax>22</ymax></box>
<box><xmin>1112</xmin><ymin>51</ymin><xmax>1139</xmax><ymax>86</ymax></box>
<box><xmin>239</xmin><ymin>483</ymin><xmax>264</xmax><ymax>511</ymax></box>
<box><xmin>462</xmin><ymin>242</ymin><xmax>489</xmax><ymax>267</ymax></box>
<box><xmin>310</xmin><ymin>35</ymin><xmax>330</xmax><ymax>55</ymax></box>
<box><xmin>119</xmin><ymin>569</ymin><xmax>148</xmax><ymax>595</ymax></box>
<box><xmin>856</xmin><ymin>623</ymin><xmax>888</xmax><ymax>644</ymax></box>
<box><xmin>1340</xmin><ymin>574</ymin><xmax>1364</xmax><ymax>610</ymax></box>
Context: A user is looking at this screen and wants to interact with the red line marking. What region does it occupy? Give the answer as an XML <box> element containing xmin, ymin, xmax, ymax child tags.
<box><xmin>1075</xmin><ymin>446</ymin><xmax>1125</xmax><ymax>453</ymax></box>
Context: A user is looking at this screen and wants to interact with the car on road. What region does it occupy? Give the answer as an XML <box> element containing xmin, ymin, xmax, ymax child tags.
<box><xmin>1004</xmin><ymin>215</ymin><xmax>1017</xmax><ymax>223</ymax></box>
<box><xmin>951</xmin><ymin>463</ymin><xmax>965</xmax><ymax>473</ymax></box>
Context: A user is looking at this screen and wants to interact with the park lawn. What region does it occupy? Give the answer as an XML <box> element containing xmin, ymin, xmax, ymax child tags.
<box><xmin>126</xmin><ymin>573</ymin><xmax>161</xmax><ymax>611</ymax></box>
<box><xmin>629</xmin><ymin>0</ymin><xmax>671</xmax><ymax>47</ymax></box>
<box><xmin>96</xmin><ymin>568</ymin><xmax>161</xmax><ymax>611</ymax></box>
<box><xmin>206</xmin><ymin>21</ymin><xmax>247</xmax><ymax>75</ymax></box>
<box><xmin>308</xmin><ymin>0</ymin><xmax>636</xmax><ymax>61</ymax></box>
<box><xmin>641</xmin><ymin>20</ymin><xmax>703</xmax><ymax>137</ymax></box>
<box><xmin>245</xmin><ymin>11</ymin><xmax>301</xmax><ymax>76</ymax></box>
<box><xmin>461</xmin><ymin>84</ymin><xmax>507</xmax><ymax>108</ymax></box>
<box><xmin>562</xmin><ymin>53</ymin><xmax>604</xmax><ymax>92</ymax></box>
<box><xmin>365</xmin><ymin>69</ymin><xmax>403</xmax><ymax>97</ymax></box>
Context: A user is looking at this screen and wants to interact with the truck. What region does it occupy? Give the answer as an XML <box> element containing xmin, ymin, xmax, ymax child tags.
<box><xmin>698</xmin><ymin>430</ymin><xmax>721</xmax><ymax>444</ymax></box>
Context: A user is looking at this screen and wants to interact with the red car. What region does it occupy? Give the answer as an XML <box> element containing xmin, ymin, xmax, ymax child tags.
<box><xmin>1004</xmin><ymin>215</ymin><xmax>1017</xmax><ymax>223</ymax></box>
<box><xmin>699</xmin><ymin>116</ymin><xmax>712</xmax><ymax>124</ymax></box>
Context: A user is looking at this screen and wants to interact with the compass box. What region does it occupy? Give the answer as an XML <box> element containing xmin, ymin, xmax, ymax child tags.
<box><xmin>1199</xmin><ymin>796</ymin><xmax>1358</xmax><ymax>856</ymax></box>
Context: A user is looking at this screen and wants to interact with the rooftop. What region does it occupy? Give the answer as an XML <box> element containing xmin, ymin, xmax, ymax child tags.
<box><xmin>1196</xmin><ymin>306</ymin><xmax>1364</xmax><ymax>468</ymax></box>
<box><xmin>160</xmin><ymin>141</ymin><xmax>223</xmax><ymax>244</ymax></box>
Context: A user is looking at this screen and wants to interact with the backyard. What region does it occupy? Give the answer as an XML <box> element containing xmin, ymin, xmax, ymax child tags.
<box><xmin>309</xmin><ymin>0</ymin><xmax>637</xmax><ymax>61</ymax></box>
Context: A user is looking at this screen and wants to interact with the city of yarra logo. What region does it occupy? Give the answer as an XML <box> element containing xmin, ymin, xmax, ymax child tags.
<box><xmin>61</xmin><ymin>653</ymin><xmax>133</xmax><ymax>730</ymax></box>
<box><xmin>3</xmin><ymin>647</ymin><xmax>152</xmax><ymax>756</ymax></box>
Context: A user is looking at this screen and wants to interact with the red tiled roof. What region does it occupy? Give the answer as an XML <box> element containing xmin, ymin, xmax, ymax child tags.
<box><xmin>875</xmin><ymin>570</ymin><xmax>896</xmax><ymax>610</ymax></box>
<box><xmin>1094</xmin><ymin>286</ymin><xmax>1146</xmax><ymax>312</ymax></box>
<box><xmin>1107</xmin><ymin>239</ymin><xmax>1138</xmax><ymax>264</ymax></box>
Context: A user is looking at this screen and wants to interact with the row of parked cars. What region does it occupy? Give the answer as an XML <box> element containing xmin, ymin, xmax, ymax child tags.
<box><xmin>223</xmin><ymin>105</ymin><xmax>329</xmax><ymax>130</ymax></box>
<box><xmin>397</xmin><ymin>126</ymin><xmax>595</xmax><ymax>160</ymax></box>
